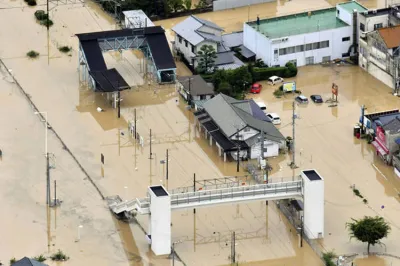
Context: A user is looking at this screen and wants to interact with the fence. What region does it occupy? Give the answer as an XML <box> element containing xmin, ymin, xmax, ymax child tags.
<box><xmin>128</xmin><ymin>121</ymin><xmax>144</xmax><ymax>147</ymax></box>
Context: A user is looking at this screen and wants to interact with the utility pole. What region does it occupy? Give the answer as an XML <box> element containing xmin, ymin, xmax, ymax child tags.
<box><xmin>290</xmin><ymin>101</ymin><xmax>297</xmax><ymax>169</ymax></box>
<box><xmin>46</xmin><ymin>0</ymin><xmax>50</xmax><ymax>65</ymax></box>
<box><xmin>46</xmin><ymin>152</ymin><xmax>50</xmax><ymax>205</ymax></box>
<box><xmin>231</xmin><ymin>231</ymin><xmax>236</xmax><ymax>264</ymax></box>
<box><xmin>172</xmin><ymin>242</ymin><xmax>175</xmax><ymax>266</ymax></box>
<box><xmin>300</xmin><ymin>215</ymin><xmax>304</xmax><ymax>248</ymax></box>
<box><xmin>166</xmin><ymin>149</ymin><xmax>169</xmax><ymax>181</ymax></box>
<box><xmin>236</xmin><ymin>129</ymin><xmax>240</xmax><ymax>173</ymax></box>
<box><xmin>193</xmin><ymin>173</ymin><xmax>196</xmax><ymax>214</ymax></box>
<box><xmin>188</xmin><ymin>78</ymin><xmax>192</xmax><ymax>106</ymax></box>
<box><xmin>117</xmin><ymin>90</ymin><xmax>121</xmax><ymax>118</ymax></box>
<box><xmin>134</xmin><ymin>108</ymin><xmax>137</xmax><ymax>139</ymax></box>
<box><xmin>149</xmin><ymin>129</ymin><xmax>152</xmax><ymax>159</ymax></box>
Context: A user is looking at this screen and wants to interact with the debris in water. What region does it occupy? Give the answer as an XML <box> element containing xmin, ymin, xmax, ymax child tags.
<box><xmin>97</xmin><ymin>107</ymin><xmax>103</xmax><ymax>112</ymax></box>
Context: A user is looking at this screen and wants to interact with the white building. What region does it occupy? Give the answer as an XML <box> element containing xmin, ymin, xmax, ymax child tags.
<box><xmin>123</xmin><ymin>10</ymin><xmax>155</xmax><ymax>29</ymax></box>
<box><xmin>243</xmin><ymin>1</ymin><xmax>367</xmax><ymax>67</ymax></box>
<box><xmin>171</xmin><ymin>15</ymin><xmax>244</xmax><ymax>70</ymax></box>
<box><xmin>358</xmin><ymin>5</ymin><xmax>400</xmax><ymax>91</ymax></box>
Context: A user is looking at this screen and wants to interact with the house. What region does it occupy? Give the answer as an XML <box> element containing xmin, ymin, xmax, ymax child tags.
<box><xmin>177</xmin><ymin>75</ymin><xmax>215</xmax><ymax>103</ymax></box>
<box><xmin>243</xmin><ymin>1</ymin><xmax>368</xmax><ymax>67</ymax></box>
<box><xmin>194</xmin><ymin>94</ymin><xmax>285</xmax><ymax>161</ymax></box>
<box><xmin>359</xmin><ymin>21</ymin><xmax>400</xmax><ymax>91</ymax></box>
<box><xmin>11</xmin><ymin>257</ymin><xmax>47</xmax><ymax>266</ymax></box>
<box><xmin>171</xmin><ymin>15</ymin><xmax>244</xmax><ymax>70</ymax></box>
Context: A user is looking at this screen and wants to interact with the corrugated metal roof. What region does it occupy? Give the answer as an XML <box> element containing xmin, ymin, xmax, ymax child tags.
<box><xmin>378</xmin><ymin>25</ymin><xmax>400</xmax><ymax>49</ymax></box>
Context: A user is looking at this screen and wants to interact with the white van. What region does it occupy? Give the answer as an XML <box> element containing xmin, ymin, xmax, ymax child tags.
<box><xmin>256</xmin><ymin>102</ymin><xmax>267</xmax><ymax>113</ymax></box>
<box><xmin>267</xmin><ymin>113</ymin><xmax>281</xmax><ymax>125</ymax></box>
<box><xmin>267</xmin><ymin>76</ymin><xmax>284</xmax><ymax>85</ymax></box>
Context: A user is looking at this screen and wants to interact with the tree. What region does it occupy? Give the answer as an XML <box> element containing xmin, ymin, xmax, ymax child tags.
<box><xmin>346</xmin><ymin>216</ymin><xmax>391</xmax><ymax>253</ymax></box>
<box><xmin>166</xmin><ymin>0</ymin><xmax>183</xmax><ymax>13</ymax></box>
<box><xmin>183</xmin><ymin>0</ymin><xmax>192</xmax><ymax>10</ymax></box>
<box><xmin>195</xmin><ymin>0</ymin><xmax>209</xmax><ymax>8</ymax></box>
<box><xmin>196</xmin><ymin>45</ymin><xmax>217</xmax><ymax>74</ymax></box>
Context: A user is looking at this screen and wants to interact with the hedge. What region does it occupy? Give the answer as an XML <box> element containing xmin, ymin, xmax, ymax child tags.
<box><xmin>252</xmin><ymin>62</ymin><xmax>297</xmax><ymax>82</ymax></box>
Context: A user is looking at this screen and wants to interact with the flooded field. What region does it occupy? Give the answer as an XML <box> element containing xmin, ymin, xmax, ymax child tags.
<box><xmin>1</xmin><ymin>0</ymin><xmax>400</xmax><ymax>265</ymax></box>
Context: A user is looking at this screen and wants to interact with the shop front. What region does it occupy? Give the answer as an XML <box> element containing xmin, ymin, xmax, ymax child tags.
<box><xmin>371</xmin><ymin>126</ymin><xmax>390</xmax><ymax>164</ymax></box>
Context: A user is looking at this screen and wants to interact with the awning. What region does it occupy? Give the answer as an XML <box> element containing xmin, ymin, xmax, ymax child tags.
<box><xmin>371</xmin><ymin>141</ymin><xmax>388</xmax><ymax>156</ymax></box>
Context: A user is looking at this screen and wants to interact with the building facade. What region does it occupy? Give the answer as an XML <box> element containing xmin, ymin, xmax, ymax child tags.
<box><xmin>243</xmin><ymin>2</ymin><xmax>367</xmax><ymax>67</ymax></box>
<box><xmin>358</xmin><ymin>6</ymin><xmax>400</xmax><ymax>91</ymax></box>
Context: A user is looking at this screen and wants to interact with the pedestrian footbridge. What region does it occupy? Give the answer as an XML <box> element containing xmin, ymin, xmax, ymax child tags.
<box><xmin>109</xmin><ymin>180</ymin><xmax>302</xmax><ymax>215</ymax></box>
<box><xmin>108</xmin><ymin>169</ymin><xmax>324</xmax><ymax>256</ymax></box>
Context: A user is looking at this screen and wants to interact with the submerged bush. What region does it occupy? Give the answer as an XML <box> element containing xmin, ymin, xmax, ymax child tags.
<box><xmin>25</xmin><ymin>0</ymin><xmax>37</xmax><ymax>6</ymax></box>
<box><xmin>34</xmin><ymin>10</ymin><xmax>48</xmax><ymax>20</ymax></box>
<box><xmin>26</xmin><ymin>50</ymin><xmax>40</xmax><ymax>58</ymax></box>
<box><xmin>58</xmin><ymin>46</ymin><xmax>72</xmax><ymax>53</ymax></box>
<box><xmin>40</xmin><ymin>18</ymin><xmax>53</xmax><ymax>27</ymax></box>
<box><xmin>50</xmin><ymin>250</ymin><xmax>69</xmax><ymax>261</ymax></box>
<box><xmin>32</xmin><ymin>254</ymin><xmax>46</xmax><ymax>262</ymax></box>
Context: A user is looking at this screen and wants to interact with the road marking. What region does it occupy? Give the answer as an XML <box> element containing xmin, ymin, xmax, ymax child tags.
<box><xmin>372</xmin><ymin>164</ymin><xmax>388</xmax><ymax>180</ymax></box>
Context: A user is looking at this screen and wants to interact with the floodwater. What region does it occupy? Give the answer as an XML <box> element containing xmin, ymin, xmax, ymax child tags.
<box><xmin>0</xmin><ymin>0</ymin><xmax>399</xmax><ymax>266</ymax></box>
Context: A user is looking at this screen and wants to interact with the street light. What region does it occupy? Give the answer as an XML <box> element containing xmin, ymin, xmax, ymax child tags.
<box><xmin>34</xmin><ymin>111</ymin><xmax>48</xmax><ymax>157</ymax></box>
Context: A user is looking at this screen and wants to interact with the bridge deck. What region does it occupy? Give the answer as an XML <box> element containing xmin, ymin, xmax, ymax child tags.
<box><xmin>110</xmin><ymin>180</ymin><xmax>302</xmax><ymax>215</ymax></box>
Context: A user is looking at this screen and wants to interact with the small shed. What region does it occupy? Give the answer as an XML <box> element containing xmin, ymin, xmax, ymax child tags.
<box><xmin>177</xmin><ymin>75</ymin><xmax>215</xmax><ymax>102</ymax></box>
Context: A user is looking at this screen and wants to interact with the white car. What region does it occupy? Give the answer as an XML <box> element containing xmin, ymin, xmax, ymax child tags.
<box><xmin>267</xmin><ymin>113</ymin><xmax>281</xmax><ymax>125</ymax></box>
<box><xmin>268</xmin><ymin>76</ymin><xmax>284</xmax><ymax>85</ymax></box>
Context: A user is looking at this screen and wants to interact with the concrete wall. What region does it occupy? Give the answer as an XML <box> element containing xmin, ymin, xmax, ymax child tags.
<box><xmin>336</xmin><ymin>5</ymin><xmax>353</xmax><ymax>26</ymax></box>
<box><xmin>385</xmin><ymin>131</ymin><xmax>400</xmax><ymax>154</ymax></box>
<box><xmin>358</xmin><ymin>13</ymin><xmax>389</xmax><ymax>35</ymax></box>
<box><xmin>249</xmin><ymin>140</ymin><xmax>279</xmax><ymax>159</ymax></box>
<box><xmin>243</xmin><ymin>23</ymin><xmax>272</xmax><ymax>65</ymax></box>
<box><xmin>175</xmin><ymin>35</ymin><xmax>197</xmax><ymax>66</ymax></box>
<box><xmin>368</xmin><ymin>61</ymin><xmax>394</xmax><ymax>89</ymax></box>
<box><xmin>244</xmin><ymin>22</ymin><xmax>353</xmax><ymax>67</ymax></box>
<box><xmin>231</xmin><ymin>126</ymin><xmax>259</xmax><ymax>141</ymax></box>
<box><xmin>213</xmin><ymin>0</ymin><xmax>274</xmax><ymax>11</ymax></box>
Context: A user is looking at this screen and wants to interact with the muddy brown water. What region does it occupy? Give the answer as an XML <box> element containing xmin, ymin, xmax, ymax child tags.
<box><xmin>0</xmin><ymin>0</ymin><xmax>399</xmax><ymax>265</ymax></box>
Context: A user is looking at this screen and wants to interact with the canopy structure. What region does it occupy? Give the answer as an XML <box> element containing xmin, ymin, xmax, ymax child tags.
<box><xmin>77</xmin><ymin>26</ymin><xmax>176</xmax><ymax>91</ymax></box>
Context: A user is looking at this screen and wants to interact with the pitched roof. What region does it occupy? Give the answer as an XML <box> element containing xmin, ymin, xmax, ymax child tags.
<box><xmin>171</xmin><ymin>15</ymin><xmax>223</xmax><ymax>46</ymax></box>
<box><xmin>202</xmin><ymin>94</ymin><xmax>284</xmax><ymax>142</ymax></box>
<box><xmin>382</xmin><ymin>117</ymin><xmax>400</xmax><ymax>133</ymax></box>
<box><xmin>12</xmin><ymin>257</ymin><xmax>47</xmax><ymax>266</ymax></box>
<box><xmin>378</xmin><ymin>25</ymin><xmax>400</xmax><ymax>49</ymax></box>
<box><xmin>177</xmin><ymin>75</ymin><xmax>214</xmax><ymax>96</ymax></box>
<box><xmin>192</xmin><ymin>16</ymin><xmax>224</xmax><ymax>31</ymax></box>
<box><xmin>221</xmin><ymin>32</ymin><xmax>243</xmax><ymax>48</ymax></box>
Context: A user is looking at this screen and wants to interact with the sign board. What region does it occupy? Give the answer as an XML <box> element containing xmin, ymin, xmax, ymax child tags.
<box><xmin>332</xmin><ymin>83</ymin><xmax>338</xmax><ymax>96</ymax></box>
<box><xmin>282</xmin><ymin>82</ymin><xmax>296</xmax><ymax>92</ymax></box>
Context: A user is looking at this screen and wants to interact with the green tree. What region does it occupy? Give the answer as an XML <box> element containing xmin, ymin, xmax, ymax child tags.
<box><xmin>196</xmin><ymin>44</ymin><xmax>217</xmax><ymax>74</ymax></box>
<box><xmin>166</xmin><ymin>0</ymin><xmax>183</xmax><ymax>13</ymax></box>
<box><xmin>346</xmin><ymin>216</ymin><xmax>391</xmax><ymax>253</ymax></box>
<box><xmin>216</xmin><ymin>81</ymin><xmax>232</xmax><ymax>95</ymax></box>
<box><xmin>183</xmin><ymin>0</ymin><xmax>192</xmax><ymax>10</ymax></box>
<box><xmin>195</xmin><ymin>0</ymin><xmax>208</xmax><ymax>8</ymax></box>
<box><xmin>227</xmin><ymin>66</ymin><xmax>252</xmax><ymax>96</ymax></box>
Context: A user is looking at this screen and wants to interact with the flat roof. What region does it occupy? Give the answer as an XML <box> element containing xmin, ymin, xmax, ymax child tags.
<box><xmin>150</xmin><ymin>186</ymin><xmax>168</xmax><ymax>197</ymax></box>
<box><xmin>247</xmin><ymin>8</ymin><xmax>348</xmax><ymax>39</ymax></box>
<box><xmin>338</xmin><ymin>1</ymin><xmax>368</xmax><ymax>13</ymax></box>
<box><xmin>303</xmin><ymin>170</ymin><xmax>322</xmax><ymax>181</ymax></box>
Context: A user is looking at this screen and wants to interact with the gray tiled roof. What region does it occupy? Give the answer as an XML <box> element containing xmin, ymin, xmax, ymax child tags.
<box><xmin>177</xmin><ymin>75</ymin><xmax>215</xmax><ymax>96</ymax></box>
<box><xmin>172</xmin><ymin>15</ymin><xmax>223</xmax><ymax>46</ymax></box>
<box><xmin>222</xmin><ymin>32</ymin><xmax>243</xmax><ymax>48</ymax></box>
<box><xmin>203</xmin><ymin>94</ymin><xmax>284</xmax><ymax>142</ymax></box>
<box><xmin>12</xmin><ymin>257</ymin><xmax>47</xmax><ymax>266</ymax></box>
<box><xmin>192</xmin><ymin>16</ymin><xmax>224</xmax><ymax>31</ymax></box>
<box><xmin>196</xmin><ymin>30</ymin><xmax>222</xmax><ymax>43</ymax></box>
<box><xmin>383</xmin><ymin>117</ymin><xmax>400</xmax><ymax>133</ymax></box>
<box><xmin>215</xmin><ymin>52</ymin><xmax>235</xmax><ymax>65</ymax></box>
<box><xmin>237</xmin><ymin>45</ymin><xmax>256</xmax><ymax>58</ymax></box>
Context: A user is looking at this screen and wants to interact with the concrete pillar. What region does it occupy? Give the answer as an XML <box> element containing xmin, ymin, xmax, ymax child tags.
<box><xmin>218</xmin><ymin>144</ymin><xmax>222</xmax><ymax>156</ymax></box>
<box><xmin>205</xmin><ymin>130</ymin><xmax>208</xmax><ymax>139</ymax></box>
<box><xmin>209</xmin><ymin>135</ymin><xmax>212</xmax><ymax>146</ymax></box>
<box><xmin>224</xmin><ymin>152</ymin><xmax>227</xmax><ymax>162</ymax></box>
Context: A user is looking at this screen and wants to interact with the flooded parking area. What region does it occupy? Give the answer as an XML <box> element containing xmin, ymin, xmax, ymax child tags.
<box><xmin>1</xmin><ymin>0</ymin><xmax>400</xmax><ymax>265</ymax></box>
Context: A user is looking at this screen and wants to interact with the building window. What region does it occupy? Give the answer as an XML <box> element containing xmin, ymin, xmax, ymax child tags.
<box><xmin>337</xmin><ymin>10</ymin><xmax>340</xmax><ymax>15</ymax></box>
<box><xmin>320</xmin><ymin>41</ymin><xmax>329</xmax><ymax>48</ymax></box>
<box><xmin>342</xmin><ymin>37</ymin><xmax>350</xmax><ymax>42</ymax></box>
<box><xmin>296</xmin><ymin>45</ymin><xmax>304</xmax><ymax>52</ymax></box>
<box><xmin>279</xmin><ymin>48</ymin><xmax>287</xmax><ymax>55</ymax></box>
<box><xmin>178</xmin><ymin>35</ymin><xmax>182</xmax><ymax>44</ymax></box>
<box><xmin>305</xmin><ymin>56</ymin><xmax>314</xmax><ymax>65</ymax></box>
<box><xmin>305</xmin><ymin>43</ymin><xmax>312</xmax><ymax>51</ymax></box>
<box><xmin>322</xmin><ymin>56</ymin><xmax>331</xmax><ymax>62</ymax></box>
<box><xmin>185</xmin><ymin>40</ymin><xmax>188</xmax><ymax>47</ymax></box>
<box><xmin>374</xmin><ymin>23</ymin><xmax>383</xmax><ymax>30</ymax></box>
<box><xmin>342</xmin><ymin>52</ymin><xmax>350</xmax><ymax>57</ymax></box>
<box><xmin>191</xmin><ymin>44</ymin><xmax>195</xmax><ymax>53</ymax></box>
<box><xmin>312</xmin><ymin>42</ymin><xmax>320</xmax><ymax>50</ymax></box>
<box><xmin>274</xmin><ymin>49</ymin><xmax>278</xmax><ymax>60</ymax></box>
<box><xmin>287</xmin><ymin>46</ymin><xmax>295</xmax><ymax>54</ymax></box>
<box><xmin>360</xmin><ymin>23</ymin><xmax>365</xmax><ymax>32</ymax></box>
